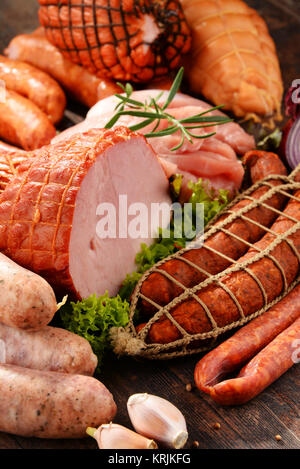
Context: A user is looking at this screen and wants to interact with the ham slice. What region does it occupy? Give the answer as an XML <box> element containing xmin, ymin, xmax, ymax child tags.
<box><xmin>53</xmin><ymin>90</ymin><xmax>255</xmax><ymax>195</ymax></box>
<box><xmin>0</xmin><ymin>127</ymin><xmax>171</xmax><ymax>299</ymax></box>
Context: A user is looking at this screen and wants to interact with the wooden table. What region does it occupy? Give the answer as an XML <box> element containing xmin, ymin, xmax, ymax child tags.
<box><xmin>0</xmin><ymin>0</ymin><xmax>299</xmax><ymax>450</ymax></box>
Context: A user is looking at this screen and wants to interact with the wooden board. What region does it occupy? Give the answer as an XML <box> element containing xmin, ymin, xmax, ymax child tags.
<box><xmin>0</xmin><ymin>0</ymin><xmax>299</xmax><ymax>450</ymax></box>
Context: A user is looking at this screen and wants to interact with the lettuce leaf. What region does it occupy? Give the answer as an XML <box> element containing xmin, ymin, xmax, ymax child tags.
<box><xmin>60</xmin><ymin>292</ymin><xmax>129</xmax><ymax>373</ymax></box>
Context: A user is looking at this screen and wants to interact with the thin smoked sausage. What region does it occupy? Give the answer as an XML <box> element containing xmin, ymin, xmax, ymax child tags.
<box><xmin>196</xmin><ymin>315</ymin><xmax>300</xmax><ymax>405</ymax></box>
<box><xmin>0</xmin><ymin>89</ymin><xmax>56</xmax><ymax>150</ymax></box>
<box><xmin>5</xmin><ymin>30</ymin><xmax>120</xmax><ymax>108</ymax></box>
<box><xmin>194</xmin><ymin>284</ymin><xmax>300</xmax><ymax>403</ymax></box>
<box><xmin>0</xmin><ymin>55</ymin><xmax>66</xmax><ymax>124</ymax></box>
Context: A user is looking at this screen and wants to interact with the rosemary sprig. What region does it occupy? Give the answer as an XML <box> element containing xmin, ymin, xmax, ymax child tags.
<box><xmin>104</xmin><ymin>67</ymin><xmax>232</xmax><ymax>151</ymax></box>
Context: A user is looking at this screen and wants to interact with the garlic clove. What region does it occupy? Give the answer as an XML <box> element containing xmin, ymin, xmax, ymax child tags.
<box><xmin>87</xmin><ymin>423</ymin><xmax>158</xmax><ymax>449</ymax></box>
<box><xmin>127</xmin><ymin>393</ymin><xmax>188</xmax><ymax>449</ymax></box>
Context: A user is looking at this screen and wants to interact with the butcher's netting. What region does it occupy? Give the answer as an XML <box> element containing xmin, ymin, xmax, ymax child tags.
<box><xmin>111</xmin><ymin>166</ymin><xmax>300</xmax><ymax>359</ymax></box>
<box><xmin>38</xmin><ymin>0</ymin><xmax>191</xmax><ymax>81</ymax></box>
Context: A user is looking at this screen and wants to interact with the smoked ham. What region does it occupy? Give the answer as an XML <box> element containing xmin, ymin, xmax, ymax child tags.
<box><xmin>38</xmin><ymin>0</ymin><xmax>191</xmax><ymax>82</ymax></box>
<box><xmin>0</xmin><ymin>127</ymin><xmax>171</xmax><ymax>298</ymax></box>
<box><xmin>180</xmin><ymin>0</ymin><xmax>283</xmax><ymax>121</ymax></box>
<box><xmin>0</xmin><ymin>145</ymin><xmax>28</xmax><ymax>192</ymax></box>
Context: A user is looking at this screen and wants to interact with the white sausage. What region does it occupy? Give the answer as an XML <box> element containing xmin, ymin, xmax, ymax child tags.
<box><xmin>0</xmin><ymin>323</ymin><xmax>97</xmax><ymax>376</ymax></box>
<box><xmin>0</xmin><ymin>253</ymin><xmax>57</xmax><ymax>330</ymax></box>
<box><xmin>0</xmin><ymin>364</ymin><xmax>117</xmax><ymax>438</ymax></box>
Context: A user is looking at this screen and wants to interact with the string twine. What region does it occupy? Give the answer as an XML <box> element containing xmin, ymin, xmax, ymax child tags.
<box><xmin>111</xmin><ymin>166</ymin><xmax>300</xmax><ymax>359</ymax></box>
<box><xmin>40</xmin><ymin>0</ymin><xmax>190</xmax><ymax>81</ymax></box>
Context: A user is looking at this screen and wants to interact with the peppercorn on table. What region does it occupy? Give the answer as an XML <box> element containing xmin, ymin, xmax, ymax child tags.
<box><xmin>0</xmin><ymin>0</ymin><xmax>299</xmax><ymax>450</ymax></box>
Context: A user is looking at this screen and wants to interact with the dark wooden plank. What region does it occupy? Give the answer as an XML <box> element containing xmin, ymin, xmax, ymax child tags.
<box><xmin>0</xmin><ymin>0</ymin><xmax>299</xmax><ymax>451</ymax></box>
<box><xmin>98</xmin><ymin>354</ymin><xmax>300</xmax><ymax>450</ymax></box>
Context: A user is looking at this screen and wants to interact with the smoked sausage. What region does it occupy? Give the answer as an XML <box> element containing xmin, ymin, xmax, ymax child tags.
<box><xmin>141</xmin><ymin>186</ymin><xmax>300</xmax><ymax>344</ymax></box>
<box><xmin>139</xmin><ymin>151</ymin><xmax>287</xmax><ymax>315</ymax></box>
<box><xmin>0</xmin><ymin>323</ymin><xmax>97</xmax><ymax>376</ymax></box>
<box><xmin>194</xmin><ymin>284</ymin><xmax>300</xmax><ymax>402</ymax></box>
<box><xmin>0</xmin><ymin>89</ymin><xmax>56</xmax><ymax>150</ymax></box>
<box><xmin>5</xmin><ymin>30</ymin><xmax>120</xmax><ymax>108</ymax></box>
<box><xmin>0</xmin><ymin>55</ymin><xmax>66</xmax><ymax>124</ymax></box>
<box><xmin>0</xmin><ymin>253</ymin><xmax>57</xmax><ymax>330</ymax></box>
<box><xmin>0</xmin><ymin>364</ymin><xmax>116</xmax><ymax>438</ymax></box>
<box><xmin>195</xmin><ymin>315</ymin><xmax>300</xmax><ymax>405</ymax></box>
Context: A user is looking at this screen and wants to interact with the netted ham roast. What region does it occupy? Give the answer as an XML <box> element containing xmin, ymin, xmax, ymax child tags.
<box><xmin>0</xmin><ymin>142</ymin><xmax>28</xmax><ymax>192</ymax></box>
<box><xmin>180</xmin><ymin>0</ymin><xmax>283</xmax><ymax>121</ymax></box>
<box><xmin>0</xmin><ymin>127</ymin><xmax>171</xmax><ymax>298</ymax></box>
<box><xmin>38</xmin><ymin>0</ymin><xmax>191</xmax><ymax>82</ymax></box>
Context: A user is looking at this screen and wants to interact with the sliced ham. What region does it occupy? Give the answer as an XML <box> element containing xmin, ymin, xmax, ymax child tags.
<box><xmin>53</xmin><ymin>90</ymin><xmax>255</xmax><ymax>195</ymax></box>
<box><xmin>0</xmin><ymin>127</ymin><xmax>171</xmax><ymax>299</ymax></box>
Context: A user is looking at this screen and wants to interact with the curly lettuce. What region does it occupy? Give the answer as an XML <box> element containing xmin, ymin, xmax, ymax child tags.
<box><xmin>60</xmin><ymin>292</ymin><xmax>130</xmax><ymax>372</ymax></box>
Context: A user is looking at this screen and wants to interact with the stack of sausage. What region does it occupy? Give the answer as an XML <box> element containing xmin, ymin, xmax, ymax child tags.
<box><xmin>0</xmin><ymin>254</ymin><xmax>116</xmax><ymax>438</ymax></box>
<box><xmin>0</xmin><ymin>54</ymin><xmax>65</xmax><ymax>150</ymax></box>
<box><xmin>0</xmin><ymin>28</ymin><xmax>120</xmax><ymax>152</ymax></box>
<box><xmin>135</xmin><ymin>151</ymin><xmax>300</xmax><ymax>404</ymax></box>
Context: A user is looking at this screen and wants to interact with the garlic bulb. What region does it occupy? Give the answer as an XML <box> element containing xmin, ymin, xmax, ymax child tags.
<box><xmin>86</xmin><ymin>423</ymin><xmax>158</xmax><ymax>449</ymax></box>
<box><xmin>127</xmin><ymin>393</ymin><xmax>188</xmax><ymax>449</ymax></box>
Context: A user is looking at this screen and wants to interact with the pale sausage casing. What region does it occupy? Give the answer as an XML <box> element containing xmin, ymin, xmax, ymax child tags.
<box><xmin>0</xmin><ymin>323</ymin><xmax>98</xmax><ymax>376</ymax></box>
<box><xmin>0</xmin><ymin>364</ymin><xmax>117</xmax><ymax>438</ymax></box>
<box><xmin>0</xmin><ymin>252</ymin><xmax>57</xmax><ymax>330</ymax></box>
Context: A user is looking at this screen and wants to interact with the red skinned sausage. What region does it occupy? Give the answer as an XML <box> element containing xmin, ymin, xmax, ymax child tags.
<box><xmin>140</xmin><ymin>185</ymin><xmax>300</xmax><ymax>344</ymax></box>
<box><xmin>0</xmin><ymin>55</ymin><xmax>66</xmax><ymax>124</ymax></box>
<box><xmin>139</xmin><ymin>151</ymin><xmax>287</xmax><ymax>316</ymax></box>
<box><xmin>5</xmin><ymin>29</ymin><xmax>120</xmax><ymax>108</ymax></box>
<box><xmin>195</xmin><ymin>315</ymin><xmax>300</xmax><ymax>405</ymax></box>
<box><xmin>0</xmin><ymin>89</ymin><xmax>56</xmax><ymax>150</ymax></box>
<box><xmin>194</xmin><ymin>284</ymin><xmax>300</xmax><ymax>404</ymax></box>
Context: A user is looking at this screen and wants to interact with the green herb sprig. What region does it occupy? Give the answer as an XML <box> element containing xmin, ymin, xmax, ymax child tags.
<box><xmin>104</xmin><ymin>67</ymin><xmax>232</xmax><ymax>151</ymax></box>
